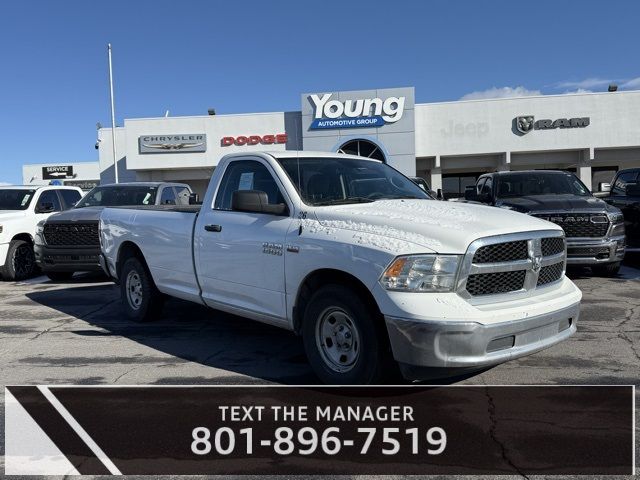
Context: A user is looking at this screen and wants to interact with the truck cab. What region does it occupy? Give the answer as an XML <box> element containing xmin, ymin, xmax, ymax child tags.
<box><xmin>463</xmin><ymin>170</ymin><xmax>625</xmax><ymax>276</ymax></box>
<box><xmin>0</xmin><ymin>185</ymin><xmax>83</xmax><ymax>280</ymax></box>
<box><xmin>599</xmin><ymin>168</ymin><xmax>640</xmax><ymax>251</ymax></box>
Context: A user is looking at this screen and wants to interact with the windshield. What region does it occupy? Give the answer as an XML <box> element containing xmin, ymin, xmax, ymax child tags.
<box><xmin>75</xmin><ymin>186</ymin><xmax>159</xmax><ymax>207</ymax></box>
<box><xmin>277</xmin><ymin>157</ymin><xmax>431</xmax><ymax>205</ymax></box>
<box><xmin>0</xmin><ymin>189</ymin><xmax>36</xmax><ymax>210</ymax></box>
<box><xmin>496</xmin><ymin>173</ymin><xmax>591</xmax><ymax>197</ymax></box>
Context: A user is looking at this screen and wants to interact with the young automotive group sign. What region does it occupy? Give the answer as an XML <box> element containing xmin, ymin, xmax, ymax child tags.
<box><xmin>308</xmin><ymin>93</ymin><xmax>406</xmax><ymax>130</ymax></box>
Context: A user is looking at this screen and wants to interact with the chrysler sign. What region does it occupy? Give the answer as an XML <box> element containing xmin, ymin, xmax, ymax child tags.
<box><xmin>309</xmin><ymin>93</ymin><xmax>405</xmax><ymax>130</ymax></box>
<box><xmin>139</xmin><ymin>134</ymin><xmax>207</xmax><ymax>153</ymax></box>
<box><xmin>515</xmin><ymin>116</ymin><xmax>590</xmax><ymax>135</ymax></box>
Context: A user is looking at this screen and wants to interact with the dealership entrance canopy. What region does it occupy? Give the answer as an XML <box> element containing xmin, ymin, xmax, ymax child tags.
<box><xmin>90</xmin><ymin>87</ymin><xmax>640</xmax><ymax>197</ymax></box>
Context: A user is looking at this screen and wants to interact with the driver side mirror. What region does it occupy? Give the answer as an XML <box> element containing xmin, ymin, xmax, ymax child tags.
<box><xmin>188</xmin><ymin>193</ymin><xmax>200</xmax><ymax>205</ymax></box>
<box><xmin>36</xmin><ymin>202</ymin><xmax>55</xmax><ymax>213</ymax></box>
<box><xmin>232</xmin><ymin>190</ymin><xmax>287</xmax><ymax>215</ymax></box>
<box><xmin>598</xmin><ymin>182</ymin><xmax>611</xmax><ymax>193</ymax></box>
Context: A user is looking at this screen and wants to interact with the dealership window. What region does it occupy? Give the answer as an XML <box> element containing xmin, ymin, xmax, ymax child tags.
<box><xmin>214</xmin><ymin>160</ymin><xmax>285</xmax><ymax>210</ymax></box>
<box><xmin>338</xmin><ymin>139</ymin><xmax>385</xmax><ymax>161</ymax></box>
<box><xmin>592</xmin><ymin>166</ymin><xmax>618</xmax><ymax>192</ymax></box>
<box><xmin>442</xmin><ymin>173</ymin><xmax>483</xmax><ymax>199</ymax></box>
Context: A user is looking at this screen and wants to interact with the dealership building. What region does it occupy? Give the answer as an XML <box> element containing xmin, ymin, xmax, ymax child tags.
<box><xmin>26</xmin><ymin>87</ymin><xmax>640</xmax><ymax>198</ymax></box>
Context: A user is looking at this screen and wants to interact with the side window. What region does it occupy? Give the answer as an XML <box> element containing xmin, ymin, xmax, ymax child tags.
<box><xmin>214</xmin><ymin>160</ymin><xmax>285</xmax><ymax>211</ymax></box>
<box><xmin>612</xmin><ymin>172</ymin><xmax>638</xmax><ymax>195</ymax></box>
<box><xmin>37</xmin><ymin>190</ymin><xmax>62</xmax><ymax>212</ymax></box>
<box><xmin>174</xmin><ymin>187</ymin><xmax>191</xmax><ymax>205</ymax></box>
<box><xmin>59</xmin><ymin>189</ymin><xmax>81</xmax><ymax>209</ymax></box>
<box><xmin>160</xmin><ymin>187</ymin><xmax>177</xmax><ymax>205</ymax></box>
<box><xmin>475</xmin><ymin>178</ymin><xmax>486</xmax><ymax>195</ymax></box>
<box><xmin>482</xmin><ymin>177</ymin><xmax>493</xmax><ymax>196</ymax></box>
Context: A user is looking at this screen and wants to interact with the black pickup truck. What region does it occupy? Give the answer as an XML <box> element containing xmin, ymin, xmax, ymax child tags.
<box><xmin>463</xmin><ymin>170</ymin><xmax>626</xmax><ymax>276</ymax></box>
<box><xmin>597</xmin><ymin>167</ymin><xmax>640</xmax><ymax>251</ymax></box>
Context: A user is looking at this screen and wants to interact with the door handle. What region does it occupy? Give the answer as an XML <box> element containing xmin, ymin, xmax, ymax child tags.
<box><xmin>204</xmin><ymin>224</ymin><xmax>222</xmax><ymax>232</ymax></box>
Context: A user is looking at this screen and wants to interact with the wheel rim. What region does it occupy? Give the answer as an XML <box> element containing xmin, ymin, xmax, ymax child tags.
<box><xmin>125</xmin><ymin>270</ymin><xmax>143</xmax><ymax>310</ymax></box>
<box><xmin>12</xmin><ymin>244</ymin><xmax>35</xmax><ymax>278</ymax></box>
<box><xmin>315</xmin><ymin>307</ymin><xmax>361</xmax><ymax>373</ymax></box>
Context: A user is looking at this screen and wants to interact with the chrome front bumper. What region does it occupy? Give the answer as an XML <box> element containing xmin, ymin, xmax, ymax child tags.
<box><xmin>385</xmin><ymin>301</ymin><xmax>579</xmax><ymax>373</ymax></box>
<box><xmin>566</xmin><ymin>236</ymin><xmax>625</xmax><ymax>265</ymax></box>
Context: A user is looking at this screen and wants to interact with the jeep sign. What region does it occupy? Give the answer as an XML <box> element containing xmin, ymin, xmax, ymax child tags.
<box><xmin>309</xmin><ymin>93</ymin><xmax>405</xmax><ymax>130</ymax></box>
<box><xmin>42</xmin><ymin>165</ymin><xmax>74</xmax><ymax>180</ymax></box>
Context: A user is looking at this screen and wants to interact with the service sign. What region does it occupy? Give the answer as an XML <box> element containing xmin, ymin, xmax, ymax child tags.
<box><xmin>308</xmin><ymin>93</ymin><xmax>406</xmax><ymax>130</ymax></box>
<box><xmin>64</xmin><ymin>180</ymin><xmax>99</xmax><ymax>190</ymax></box>
<box><xmin>42</xmin><ymin>165</ymin><xmax>74</xmax><ymax>180</ymax></box>
<box><xmin>139</xmin><ymin>134</ymin><xmax>207</xmax><ymax>153</ymax></box>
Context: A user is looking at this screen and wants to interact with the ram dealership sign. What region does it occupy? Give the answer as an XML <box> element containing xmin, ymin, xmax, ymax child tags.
<box><xmin>42</xmin><ymin>165</ymin><xmax>74</xmax><ymax>180</ymax></box>
<box><xmin>139</xmin><ymin>134</ymin><xmax>207</xmax><ymax>153</ymax></box>
<box><xmin>515</xmin><ymin>116</ymin><xmax>590</xmax><ymax>135</ymax></box>
<box><xmin>309</xmin><ymin>93</ymin><xmax>405</xmax><ymax>130</ymax></box>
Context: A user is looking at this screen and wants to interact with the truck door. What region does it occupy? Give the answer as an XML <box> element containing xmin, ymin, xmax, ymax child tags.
<box><xmin>194</xmin><ymin>159</ymin><xmax>293</xmax><ymax>323</ymax></box>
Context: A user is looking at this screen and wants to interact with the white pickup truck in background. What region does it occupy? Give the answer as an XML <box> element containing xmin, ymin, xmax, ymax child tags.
<box><xmin>0</xmin><ymin>185</ymin><xmax>83</xmax><ymax>280</ymax></box>
<box><xmin>100</xmin><ymin>151</ymin><xmax>582</xmax><ymax>384</ymax></box>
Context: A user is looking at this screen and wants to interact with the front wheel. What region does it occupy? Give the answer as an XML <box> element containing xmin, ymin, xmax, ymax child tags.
<box><xmin>120</xmin><ymin>256</ymin><xmax>165</xmax><ymax>322</ymax></box>
<box><xmin>592</xmin><ymin>262</ymin><xmax>621</xmax><ymax>277</ymax></box>
<box><xmin>0</xmin><ymin>239</ymin><xmax>36</xmax><ymax>281</ymax></box>
<box><xmin>302</xmin><ymin>285</ymin><xmax>391</xmax><ymax>385</ymax></box>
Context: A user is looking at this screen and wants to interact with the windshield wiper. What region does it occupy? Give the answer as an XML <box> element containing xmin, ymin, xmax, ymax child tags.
<box><xmin>313</xmin><ymin>196</ymin><xmax>375</xmax><ymax>206</ymax></box>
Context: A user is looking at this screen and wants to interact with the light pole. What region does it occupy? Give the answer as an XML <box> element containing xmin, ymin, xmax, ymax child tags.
<box><xmin>108</xmin><ymin>43</ymin><xmax>118</xmax><ymax>183</ymax></box>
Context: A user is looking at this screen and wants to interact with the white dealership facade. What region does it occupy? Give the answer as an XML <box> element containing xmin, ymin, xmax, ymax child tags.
<box><xmin>28</xmin><ymin>88</ymin><xmax>640</xmax><ymax>198</ymax></box>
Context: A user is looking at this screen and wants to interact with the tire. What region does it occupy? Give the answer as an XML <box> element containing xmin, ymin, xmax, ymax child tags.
<box><xmin>592</xmin><ymin>262</ymin><xmax>621</xmax><ymax>277</ymax></box>
<box><xmin>0</xmin><ymin>239</ymin><xmax>36</xmax><ymax>281</ymax></box>
<box><xmin>120</xmin><ymin>256</ymin><xmax>164</xmax><ymax>322</ymax></box>
<box><xmin>45</xmin><ymin>271</ymin><xmax>75</xmax><ymax>282</ymax></box>
<box><xmin>302</xmin><ymin>284</ymin><xmax>392</xmax><ymax>385</ymax></box>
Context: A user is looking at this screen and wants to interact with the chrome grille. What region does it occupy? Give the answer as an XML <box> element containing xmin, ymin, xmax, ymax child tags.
<box><xmin>541</xmin><ymin>237</ymin><xmax>565</xmax><ymax>257</ymax></box>
<box><xmin>458</xmin><ymin>230</ymin><xmax>566</xmax><ymax>299</ymax></box>
<box><xmin>43</xmin><ymin>222</ymin><xmax>100</xmax><ymax>246</ymax></box>
<box><xmin>466</xmin><ymin>270</ymin><xmax>526</xmax><ymax>296</ymax></box>
<box><xmin>533</xmin><ymin>213</ymin><xmax>609</xmax><ymax>238</ymax></box>
<box><xmin>537</xmin><ymin>262</ymin><xmax>564</xmax><ymax>286</ymax></box>
<box><xmin>473</xmin><ymin>241</ymin><xmax>528</xmax><ymax>263</ymax></box>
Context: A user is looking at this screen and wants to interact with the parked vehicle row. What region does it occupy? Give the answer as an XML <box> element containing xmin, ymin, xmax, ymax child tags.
<box><xmin>461</xmin><ymin>170</ymin><xmax>626</xmax><ymax>276</ymax></box>
<box><xmin>99</xmin><ymin>151</ymin><xmax>581</xmax><ymax>384</ymax></box>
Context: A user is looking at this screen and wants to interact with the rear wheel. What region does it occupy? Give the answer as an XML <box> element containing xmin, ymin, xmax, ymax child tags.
<box><xmin>120</xmin><ymin>256</ymin><xmax>164</xmax><ymax>322</ymax></box>
<box><xmin>302</xmin><ymin>285</ymin><xmax>392</xmax><ymax>384</ymax></box>
<box><xmin>592</xmin><ymin>262</ymin><xmax>621</xmax><ymax>277</ymax></box>
<box><xmin>46</xmin><ymin>271</ymin><xmax>74</xmax><ymax>282</ymax></box>
<box><xmin>1</xmin><ymin>239</ymin><xmax>36</xmax><ymax>281</ymax></box>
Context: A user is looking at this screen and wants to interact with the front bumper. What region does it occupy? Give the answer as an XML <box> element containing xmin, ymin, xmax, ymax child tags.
<box><xmin>34</xmin><ymin>244</ymin><xmax>102</xmax><ymax>272</ymax></box>
<box><xmin>385</xmin><ymin>301</ymin><xmax>579</xmax><ymax>375</ymax></box>
<box><xmin>566</xmin><ymin>236</ymin><xmax>625</xmax><ymax>265</ymax></box>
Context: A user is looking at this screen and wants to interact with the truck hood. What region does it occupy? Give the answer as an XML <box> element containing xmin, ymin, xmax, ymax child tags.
<box><xmin>495</xmin><ymin>194</ymin><xmax>612</xmax><ymax>214</ymax></box>
<box><xmin>312</xmin><ymin>199</ymin><xmax>560</xmax><ymax>254</ymax></box>
<box><xmin>45</xmin><ymin>207</ymin><xmax>104</xmax><ymax>223</ymax></box>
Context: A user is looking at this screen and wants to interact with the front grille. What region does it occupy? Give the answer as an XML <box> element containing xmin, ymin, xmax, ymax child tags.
<box><xmin>466</xmin><ymin>270</ymin><xmax>526</xmax><ymax>296</ymax></box>
<box><xmin>537</xmin><ymin>262</ymin><xmax>564</xmax><ymax>286</ymax></box>
<box><xmin>541</xmin><ymin>237</ymin><xmax>565</xmax><ymax>256</ymax></box>
<box><xmin>534</xmin><ymin>214</ymin><xmax>609</xmax><ymax>238</ymax></box>
<box><xmin>473</xmin><ymin>241</ymin><xmax>528</xmax><ymax>263</ymax></box>
<box><xmin>567</xmin><ymin>246</ymin><xmax>611</xmax><ymax>258</ymax></box>
<box><xmin>43</xmin><ymin>222</ymin><xmax>99</xmax><ymax>246</ymax></box>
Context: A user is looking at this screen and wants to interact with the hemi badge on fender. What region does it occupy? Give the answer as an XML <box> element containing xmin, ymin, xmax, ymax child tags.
<box><xmin>286</xmin><ymin>245</ymin><xmax>300</xmax><ymax>253</ymax></box>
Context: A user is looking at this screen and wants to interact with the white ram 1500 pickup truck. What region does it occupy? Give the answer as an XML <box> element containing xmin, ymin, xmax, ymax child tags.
<box><xmin>100</xmin><ymin>151</ymin><xmax>582</xmax><ymax>384</ymax></box>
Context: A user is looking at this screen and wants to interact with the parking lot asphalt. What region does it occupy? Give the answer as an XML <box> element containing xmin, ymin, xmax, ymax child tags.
<box><xmin>1</xmin><ymin>261</ymin><xmax>639</xmax><ymax>478</ymax></box>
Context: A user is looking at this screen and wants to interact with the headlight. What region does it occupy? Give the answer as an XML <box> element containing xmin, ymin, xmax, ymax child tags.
<box><xmin>380</xmin><ymin>254</ymin><xmax>461</xmax><ymax>292</ymax></box>
<box><xmin>607</xmin><ymin>212</ymin><xmax>624</xmax><ymax>224</ymax></box>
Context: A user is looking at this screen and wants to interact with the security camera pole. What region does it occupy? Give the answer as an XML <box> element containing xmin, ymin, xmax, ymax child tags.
<box><xmin>108</xmin><ymin>43</ymin><xmax>119</xmax><ymax>183</ymax></box>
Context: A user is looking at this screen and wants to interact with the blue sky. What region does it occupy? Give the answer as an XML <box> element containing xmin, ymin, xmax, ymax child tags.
<box><xmin>0</xmin><ymin>0</ymin><xmax>638</xmax><ymax>184</ymax></box>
